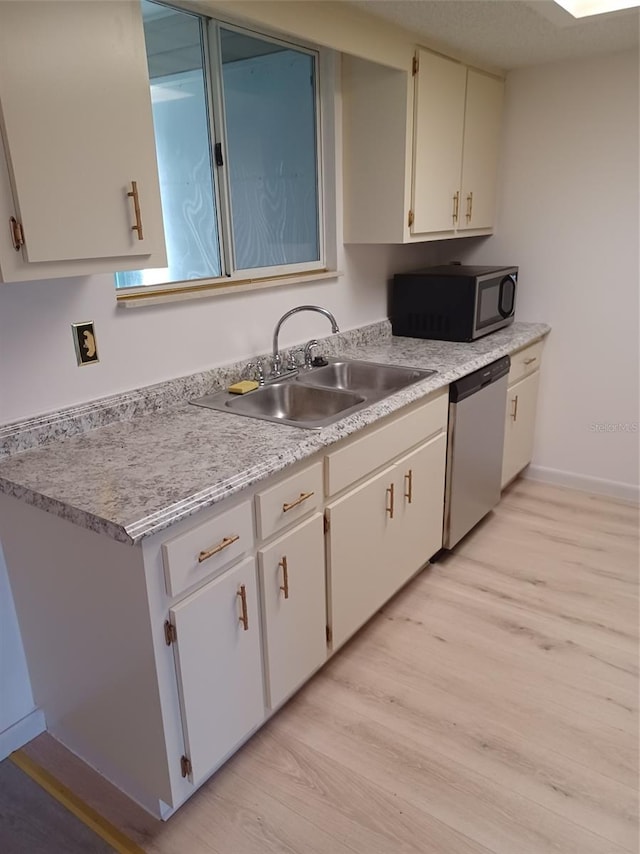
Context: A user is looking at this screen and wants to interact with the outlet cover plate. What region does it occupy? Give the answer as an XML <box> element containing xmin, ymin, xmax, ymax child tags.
<box><xmin>72</xmin><ymin>321</ymin><xmax>99</xmax><ymax>366</ymax></box>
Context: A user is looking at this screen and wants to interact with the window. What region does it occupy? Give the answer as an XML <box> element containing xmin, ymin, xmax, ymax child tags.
<box><xmin>116</xmin><ymin>0</ymin><xmax>326</xmax><ymax>293</ymax></box>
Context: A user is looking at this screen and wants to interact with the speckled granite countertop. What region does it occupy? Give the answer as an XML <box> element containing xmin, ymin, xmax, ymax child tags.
<box><xmin>0</xmin><ymin>321</ymin><xmax>549</xmax><ymax>545</ymax></box>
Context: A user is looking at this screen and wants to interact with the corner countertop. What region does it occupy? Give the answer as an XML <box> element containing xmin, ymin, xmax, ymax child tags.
<box><xmin>0</xmin><ymin>322</ymin><xmax>550</xmax><ymax>545</ymax></box>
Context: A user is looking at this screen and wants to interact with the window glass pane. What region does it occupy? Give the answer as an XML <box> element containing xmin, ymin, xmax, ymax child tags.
<box><xmin>220</xmin><ymin>29</ymin><xmax>320</xmax><ymax>270</ymax></box>
<box><xmin>116</xmin><ymin>1</ymin><xmax>221</xmax><ymax>289</ymax></box>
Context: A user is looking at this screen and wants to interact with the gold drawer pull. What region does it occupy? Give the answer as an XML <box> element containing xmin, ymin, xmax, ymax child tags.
<box><xmin>282</xmin><ymin>491</ymin><xmax>314</xmax><ymax>513</ymax></box>
<box><xmin>452</xmin><ymin>191</ymin><xmax>460</xmax><ymax>224</ymax></box>
<box><xmin>511</xmin><ymin>394</ymin><xmax>519</xmax><ymax>422</ymax></box>
<box><xmin>404</xmin><ymin>469</ymin><xmax>413</xmax><ymax>504</ymax></box>
<box><xmin>279</xmin><ymin>556</ymin><xmax>289</xmax><ymax>599</ymax></box>
<box><xmin>127</xmin><ymin>181</ymin><xmax>144</xmax><ymax>240</ymax></box>
<box><xmin>386</xmin><ymin>482</ymin><xmax>395</xmax><ymax>518</ymax></box>
<box><xmin>523</xmin><ymin>357</ymin><xmax>537</xmax><ymax>365</ymax></box>
<box><xmin>466</xmin><ymin>192</ymin><xmax>473</xmax><ymax>223</ymax></box>
<box><xmin>237</xmin><ymin>584</ymin><xmax>249</xmax><ymax>631</ymax></box>
<box><xmin>198</xmin><ymin>534</ymin><xmax>239</xmax><ymax>563</ymax></box>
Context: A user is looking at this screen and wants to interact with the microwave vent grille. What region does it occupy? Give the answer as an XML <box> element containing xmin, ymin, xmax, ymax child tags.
<box><xmin>407</xmin><ymin>312</ymin><xmax>451</xmax><ymax>335</ymax></box>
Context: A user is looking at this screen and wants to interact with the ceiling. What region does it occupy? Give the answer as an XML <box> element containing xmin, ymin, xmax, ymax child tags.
<box><xmin>348</xmin><ymin>0</ymin><xmax>639</xmax><ymax>70</ymax></box>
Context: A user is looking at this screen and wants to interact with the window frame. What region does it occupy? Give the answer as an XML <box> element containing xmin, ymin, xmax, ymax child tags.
<box><xmin>116</xmin><ymin>1</ymin><xmax>335</xmax><ymax>303</ymax></box>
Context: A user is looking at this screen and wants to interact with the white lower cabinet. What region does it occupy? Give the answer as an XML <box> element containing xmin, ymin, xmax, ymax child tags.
<box><xmin>258</xmin><ymin>513</ymin><xmax>327</xmax><ymax>709</ymax></box>
<box><xmin>325</xmin><ymin>392</ymin><xmax>449</xmax><ymax>650</ymax></box>
<box><xmin>501</xmin><ymin>340</ymin><xmax>545</xmax><ymax>489</ymax></box>
<box><xmin>0</xmin><ymin>388</ymin><xmax>452</xmax><ymax>818</ymax></box>
<box><xmin>326</xmin><ymin>463</ymin><xmax>397</xmax><ymax>650</ymax></box>
<box><xmin>169</xmin><ymin>557</ymin><xmax>264</xmax><ymax>786</ymax></box>
<box><xmin>383</xmin><ymin>432</ymin><xmax>447</xmax><ymax>601</ymax></box>
<box><xmin>326</xmin><ymin>433</ymin><xmax>447</xmax><ymax>650</ymax></box>
<box><xmin>502</xmin><ymin>370</ymin><xmax>541</xmax><ymax>488</ymax></box>
<box><xmin>0</xmin><ymin>347</ymin><xmax>550</xmax><ymax>817</ymax></box>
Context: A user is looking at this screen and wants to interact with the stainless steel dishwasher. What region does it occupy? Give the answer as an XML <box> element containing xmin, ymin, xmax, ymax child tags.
<box><xmin>443</xmin><ymin>355</ymin><xmax>510</xmax><ymax>549</ymax></box>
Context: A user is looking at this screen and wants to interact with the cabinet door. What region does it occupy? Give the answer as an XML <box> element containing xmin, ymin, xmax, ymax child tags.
<box><xmin>459</xmin><ymin>70</ymin><xmax>504</xmax><ymax>231</ymax></box>
<box><xmin>258</xmin><ymin>514</ymin><xmax>326</xmax><ymax>709</ymax></box>
<box><xmin>383</xmin><ymin>433</ymin><xmax>447</xmax><ymax>600</ymax></box>
<box><xmin>169</xmin><ymin>557</ymin><xmax>264</xmax><ymax>785</ymax></box>
<box><xmin>326</xmin><ymin>465</ymin><xmax>395</xmax><ymax>651</ymax></box>
<box><xmin>502</xmin><ymin>371</ymin><xmax>541</xmax><ymax>488</ymax></box>
<box><xmin>0</xmin><ymin>1</ymin><xmax>165</xmax><ymax>270</ymax></box>
<box><xmin>411</xmin><ymin>49</ymin><xmax>466</xmax><ymax>234</ymax></box>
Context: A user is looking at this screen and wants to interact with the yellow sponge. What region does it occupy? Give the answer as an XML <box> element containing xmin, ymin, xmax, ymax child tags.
<box><xmin>227</xmin><ymin>380</ymin><xmax>259</xmax><ymax>394</ymax></box>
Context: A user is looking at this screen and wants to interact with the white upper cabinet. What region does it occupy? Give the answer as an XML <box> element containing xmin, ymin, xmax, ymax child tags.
<box><xmin>0</xmin><ymin>0</ymin><xmax>166</xmax><ymax>282</ymax></box>
<box><xmin>459</xmin><ymin>69</ymin><xmax>505</xmax><ymax>231</ymax></box>
<box><xmin>411</xmin><ymin>51</ymin><xmax>467</xmax><ymax>234</ymax></box>
<box><xmin>411</xmin><ymin>51</ymin><xmax>504</xmax><ymax>237</ymax></box>
<box><xmin>342</xmin><ymin>48</ymin><xmax>504</xmax><ymax>244</ymax></box>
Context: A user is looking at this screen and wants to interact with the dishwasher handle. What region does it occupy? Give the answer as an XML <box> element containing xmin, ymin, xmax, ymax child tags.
<box><xmin>449</xmin><ymin>355</ymin><xmax>510</xmax><ymax>404</ymax></box>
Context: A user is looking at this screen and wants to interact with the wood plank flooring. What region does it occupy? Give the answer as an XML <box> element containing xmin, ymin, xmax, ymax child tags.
<box><xmin>21</xmin><ymin>479</ymin><xmax>639</xmax><ymax>854</ymax></box>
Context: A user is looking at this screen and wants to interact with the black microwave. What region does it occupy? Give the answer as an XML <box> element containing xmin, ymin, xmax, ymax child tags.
<box><xmin>391</xmin><ymin>264</ymin><xmax>518</xmax><ymax>342</ymax></box>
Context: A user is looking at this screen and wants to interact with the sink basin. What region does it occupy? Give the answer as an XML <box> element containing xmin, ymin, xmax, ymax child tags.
<box><xmin>192</xmin><ymin>382</ymin><xmax>366</xmax><ymax>429</ymax></box>
<box><xmin>191</xmin><ymin>358</ymin><xmax>437</xmax><ymax>429</ymax></box>
<box><xmin>298</xmin><ymin>359</ymin><xmax>435</xmax><ymax>394</ymax></box>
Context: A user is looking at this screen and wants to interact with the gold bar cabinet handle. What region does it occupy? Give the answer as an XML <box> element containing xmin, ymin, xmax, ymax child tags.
<box><xmin>523</xmin><ymin>357</ymin><xmax>537</xmax><ymax>365</ymax></box>
<box><xmin>466</xmin><ymin>192</ymin><xmax>473</xmax><ymax>223</ymax></box>
<box><xmin>282</xmin><ymin>491</ymin><xmax>314</xmax><ymax>513</ymax></box>
<box><xmin>198</xmin><ymin>534</ymin><xmax>239</xmax><ymax>564</ymax></box>
<box><xmin>511</xmin><ymin>395</ymin><xmax>519</xmax><ymax>422</ymax></box>
<box><xmin>452</xmin><ymin>191</ymin><xmax>460</xmax><ymax>224</ymax></box>
<box><xmin>404</xmin><ymin>469</ymin><xmax>413</xmax><ymax>504</ymax></box>
<box><xmin>237</xmin><ymin>584</ymin><xmax>249</xmax><ymax>631</ymax></box>
<box><xmin>386</xmin><ymin>483</ymin><xmax>395</xmax><ymax>519</ymax></box>
<box><xmin>127</xmin><ymin>181</ymin><xmax>144</xmax><ymax>240</ymax></box>
<box><xmin>279</xmin><ymin>556</ymin><xmax>289</xmax><ymax>599</ymax></box>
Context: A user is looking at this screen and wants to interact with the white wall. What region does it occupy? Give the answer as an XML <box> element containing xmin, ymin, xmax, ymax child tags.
<box><xmin>0</xmin><ymin>242</ymin><xmax>454</xmax><ymax>425</ymax></box>
<box><xmin>459</xmin><ymin>49</ymin><xmax>639</xmax><ymax>498</ymax></box>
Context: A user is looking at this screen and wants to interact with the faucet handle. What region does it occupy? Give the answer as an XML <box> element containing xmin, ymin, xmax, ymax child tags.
<box><xmin>270</xmin><ymin>352</ymin><xmax>282</xmax><ymax>378</ymax></box>
<box><xmin>303</xmin><ymin>339</ymin><xmax>320</xmax><ymax>369</ymax></box>
<box><xmin>246</xmin><ymin>358</ymin><xmax>265</xmax><ymax>385</ymax></box>
<box><xmin>286</xmin><ymin>347</ymin><xmax>305</xmax><ymax>371</ymax></box>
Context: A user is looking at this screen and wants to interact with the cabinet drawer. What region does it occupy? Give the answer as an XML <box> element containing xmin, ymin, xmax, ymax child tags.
<box><xmin>256</xmin><ymin>461</ymin><xmax>323</xmax><ymax>541</ymax></box>
<box><xmin>325</xmin><ymin>390</ymin><xmax>448</xmax><ymax>497</ymax></box>
<box><xmin>509</xmin><ymin>340</ymin><xmax>544</xmax><ymax>386</ymax></box>
<box><xmin>162</xmin><ymin>501</ymin><xmax>254</xmax><ymax>598</ymax></box>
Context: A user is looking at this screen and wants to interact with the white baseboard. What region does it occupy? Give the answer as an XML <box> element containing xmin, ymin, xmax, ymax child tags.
<box><xmin>0</xmin><ymin>708</ymin><xmax>45</xmax><ymax>760</ymax></box>
<box><xmin>525</xmin><ymin>465</ymin><xmax>640</xmax><ymax>505</ymax></box>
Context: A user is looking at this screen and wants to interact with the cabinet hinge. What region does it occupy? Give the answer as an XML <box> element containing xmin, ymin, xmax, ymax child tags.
<box><xmin>408</xmin><ymin>209</ymin><xmax>414</xmax><ymax>228</ymax></box>
<box><xmin>164</xmin><ymin>620</ymin><xmax>177</xmax><ymax>646</ymax></box>
<box><xmin>9</xmin><ymin>217</ymin><xmax>24</xmax><ymax>251</ymax></box>
<box><xmin>412</xmin><ymin>55</ymin><xmax>419</xmax><ymax>76</ymax></box>
<box><xmin>180</xmin><ymin>755</ymin><xmax>192</xmax><ymax>778</ymax></box>
<box><xmin>326</xmin><ymin>625</ymin><xmax>333</xmax><ymax>645</ymax></box>
<box><xmin>323</xmin><ymin>513</ymin><xmax>330</xmax><ymax>534</ymax></box>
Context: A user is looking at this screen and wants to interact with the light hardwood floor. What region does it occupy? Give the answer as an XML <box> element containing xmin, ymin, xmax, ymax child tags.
<box><xmin>22</xmin><ymin>479</ymin><xmax>639</xmax><ymax>854</ymax></box>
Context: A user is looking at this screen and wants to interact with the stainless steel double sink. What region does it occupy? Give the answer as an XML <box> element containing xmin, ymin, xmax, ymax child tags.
<box><xmin>191</xmin><ymin>359</ymin><xmax>436</xmax><ymax>429</ymax></box>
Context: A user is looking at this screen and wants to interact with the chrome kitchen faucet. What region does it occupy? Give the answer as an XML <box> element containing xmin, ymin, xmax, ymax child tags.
<box><xmin>271</xmin><ymin>305</ymin><xmax>340</xmax><ymax>378</ymax></box>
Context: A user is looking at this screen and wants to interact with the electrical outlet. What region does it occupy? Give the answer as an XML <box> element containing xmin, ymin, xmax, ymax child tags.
<box><xmin>72</xmin><ymin>321</ymin><xmax>99</xmax><ymax>366</ymax></box>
